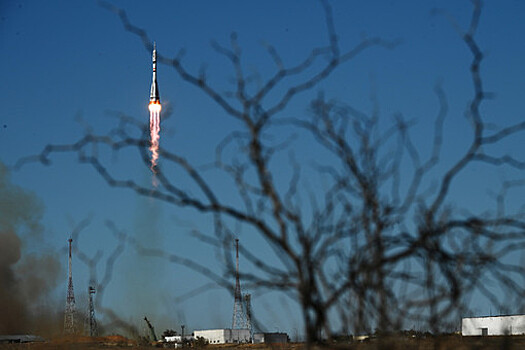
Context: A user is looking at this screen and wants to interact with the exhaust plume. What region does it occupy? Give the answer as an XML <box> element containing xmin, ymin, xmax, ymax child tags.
<box><xmin>0</xmin><ymin>162</ymin><xmax>62</xmax><ymax>335</ymax></box>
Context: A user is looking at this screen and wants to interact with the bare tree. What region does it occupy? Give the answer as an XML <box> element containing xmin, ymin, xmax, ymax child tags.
<box><xmin>18</xmin><ymin>0</ymin><xmax>525</xmax><ymax>346</ymax></box>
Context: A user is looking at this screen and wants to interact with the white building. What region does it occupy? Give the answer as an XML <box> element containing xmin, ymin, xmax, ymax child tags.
<box><xmin>193</xmin><ymin>329</ymin><xmax>251</xmax><ymax>344</ymax></box>
<box><xmin>462</xmin><ymin>315</ymin><xmax>525</xmax><ymax>336</ymax></box>
<box><xmin>163</xmin><ymin>335</ymin><xmax>194</xmax><ymax>343</ymax></box>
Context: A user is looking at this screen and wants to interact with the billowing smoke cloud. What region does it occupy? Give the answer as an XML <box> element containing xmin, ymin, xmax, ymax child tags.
<box><xmin>0</xmin><ymin>162</ymin><xmax>62</xmax><ymax>335</ymax></box>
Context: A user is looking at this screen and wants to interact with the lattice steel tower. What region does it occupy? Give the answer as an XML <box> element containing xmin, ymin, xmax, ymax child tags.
<box><xmin>64</xmin><ymin>237</ymin><xmax>76</xmax><ymax>334</ymax></box>
<box><xmin>244</xmin><ymin>293</ymin><xmax>253</xmax><ymax>339</ymax></box>
<box><xmin>88</xmin><ymin>286</ymin><xmax>98</xmax><ymax>336</ymax></box>
<box><xmin>232</xmin><ymin>239</ymin><xmax>248</xmax><ymax>330</ymax></box>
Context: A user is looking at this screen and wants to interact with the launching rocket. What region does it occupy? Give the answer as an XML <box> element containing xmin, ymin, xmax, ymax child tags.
<box><xmin>149</xmin><ymin>42</ymin><xmax>160</xmax><ymax>104</ymax></box>
<box><xmin>148</xmin><ymin>42</ymin><xmax>161</xmax><ymax>176</ymax></box>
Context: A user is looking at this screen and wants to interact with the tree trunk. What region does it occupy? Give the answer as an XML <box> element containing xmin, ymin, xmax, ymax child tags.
<box><xmin>302</xmin><ymin>299</ymin><xmax>327</xmax><ymax>348</ymax></box>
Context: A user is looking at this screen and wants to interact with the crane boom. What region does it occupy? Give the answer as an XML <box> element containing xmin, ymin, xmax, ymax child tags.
<box><xmin>144</xmin><ymin>316</ymin><xmax>157</xmax><ymax>342</ymax></box>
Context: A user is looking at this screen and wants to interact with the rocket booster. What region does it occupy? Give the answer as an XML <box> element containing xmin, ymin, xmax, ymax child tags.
<box><xmin>149</xmin><ymin>42</ymin><xmax>160</xmax><ymax>103</ymax></box>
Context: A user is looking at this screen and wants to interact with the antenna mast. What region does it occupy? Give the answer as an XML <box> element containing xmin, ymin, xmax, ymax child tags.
<box><xmin>244</xmin><ymin>293</ymin><xmax>253</xmax><ymax>340</ymax></box>
<box><xmin>232</xmin><ymin>239</ymin><xmax>248</xmax><ymax>330</ymax></box>
<box><xmin>88</xmin><ymin>286</ymin><xmax>98</xmax><ymax>336</ymax></box>
<box><xmin>64</xmin><ymin>237</ymin><xmax>76</xmax><ymax>334</ymax></box>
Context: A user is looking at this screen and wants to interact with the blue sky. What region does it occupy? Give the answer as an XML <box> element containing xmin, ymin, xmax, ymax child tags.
<box><xmin>1</xmin><ymin>0</ymin><xmax>525</xmax><ymax>337</ymax></box>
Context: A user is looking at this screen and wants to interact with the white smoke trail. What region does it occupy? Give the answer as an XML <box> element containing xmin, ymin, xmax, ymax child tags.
<box><xmin>148</xmin><ymin>102</ymin><xmax>161</xmax><ymax>185</ymax></box>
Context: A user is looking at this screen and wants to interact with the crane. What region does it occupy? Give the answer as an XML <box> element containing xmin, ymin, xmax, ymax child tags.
<box><xmin>144</xmin><ymin>316</ymin><xmax>157</xmax><ymax>342</ymax></box>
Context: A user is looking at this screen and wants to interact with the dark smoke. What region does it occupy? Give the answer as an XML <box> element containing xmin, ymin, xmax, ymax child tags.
<box><xmin>0</xmin><ymin>162</ymin><xmax>62</xmax><ymax>335</ymax></box>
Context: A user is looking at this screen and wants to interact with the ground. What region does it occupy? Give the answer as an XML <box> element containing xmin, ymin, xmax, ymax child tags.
<box><xmin>2</xmin><ymin>335</ymin><xmax>525</xmax><ymax>349</ymax></box>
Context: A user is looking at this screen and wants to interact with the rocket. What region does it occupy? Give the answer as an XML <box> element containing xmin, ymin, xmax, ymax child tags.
<box><xmin>148</xmin><ymin>42</ymin><xmax>161</xmax><ymax>174</ymax></box>
<box><xmin>149</xmin><ymin>42</ymin><xmax>160</xmax><ymax>103</ymax></box>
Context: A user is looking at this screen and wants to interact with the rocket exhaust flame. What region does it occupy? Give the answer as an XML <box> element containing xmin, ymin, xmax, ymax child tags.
<box><xmin>148</xmin><ymin>43</ymin><xmax>161</xmax><ymax>181</ymax></box>
<box><xmin>149</xmin><ymin>102</ymin><xmax>161</xmax><ymax>174</ymax></box>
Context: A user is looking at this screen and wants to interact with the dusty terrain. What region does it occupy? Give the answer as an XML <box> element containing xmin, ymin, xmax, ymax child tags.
<box><xmin>2</xmin><ymin>335</ymin><xmax>525</xmax><ymax>350</ymax></box>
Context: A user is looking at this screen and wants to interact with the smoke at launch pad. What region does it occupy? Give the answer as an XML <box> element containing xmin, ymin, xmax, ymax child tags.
<box><xmin>0</xmin><ymin>162</ymin><xmax>62</xmax><ymax>335</ymax></box>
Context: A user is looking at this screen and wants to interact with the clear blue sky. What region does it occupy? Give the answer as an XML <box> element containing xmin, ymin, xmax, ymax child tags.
<box><xmin>1</xmin><ymin>0</ymin><xmax>524</xmax><ymax>337</ymax></box>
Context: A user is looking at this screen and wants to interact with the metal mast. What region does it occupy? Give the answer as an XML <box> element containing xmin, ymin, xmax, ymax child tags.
<box><xmin>88</xmin><ymin>286</ymin><xmax>97</xmax><ymax>336</ymax></box>
<box><xmin>232</xmin><ymin>239</ymin><xmax>247</xmax><ymax>330</ymax></box>
<box><xmin>64</xmin><ymin>237</ymin><xmax>76</xmax><ymax>334</ymax></box>
<box><xmin>244</xmin><ymin>293</ymin><xmax>253</xmax><ymax>340</ymax></box>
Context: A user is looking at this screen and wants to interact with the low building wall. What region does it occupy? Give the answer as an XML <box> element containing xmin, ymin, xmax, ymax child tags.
<box><xmin>462</xmin><ymin>315</ymin><xmax>525</xmax><ymax>336</ymax></box>
<box><xmin>253</xmin><ymin>332</ymin><xmax>288</xmax><ymax>343</ymax></box>
<box><xmin>194</xmin><ymin>329</ymin><xmax>251</xmax><ymax>344</ymax></box>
